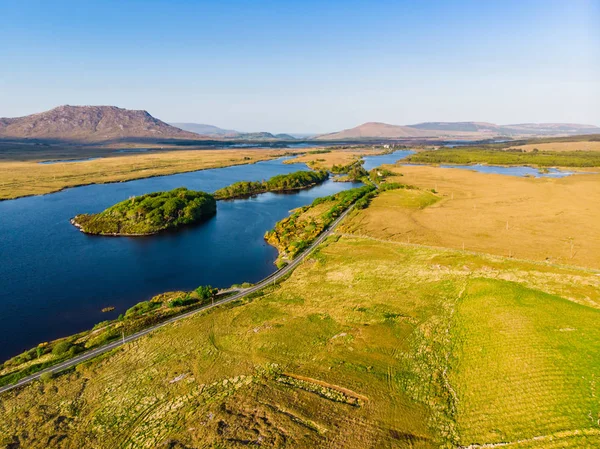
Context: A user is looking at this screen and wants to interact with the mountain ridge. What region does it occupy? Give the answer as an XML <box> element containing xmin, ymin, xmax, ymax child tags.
<box><xmin>170</xmin><ymin>122</ymin><xmax>238</xmax><ymax>136</ymax></box>
<box><xmin>313</xmin><ymin>121</ymin><xmax>600</xmax><ymax>140</ymax></box>
<box><xmin>313</xmin><ymin>122</ymin><xmax>437</xmax><ymax>140</ymax></box>
<box><xmin>0</xmin><ymin>105</ymin><xmax>203</xmax><ymax>142</ymax></box>
<box><xmin>1</xmin><ymin>106</ymin><xmax>598</xmax><ymax>143</ymax></box>
<box><xmin>171</xmin><ymin>123</ymin><xmax>297</xmax><ymax>140</ymax></box>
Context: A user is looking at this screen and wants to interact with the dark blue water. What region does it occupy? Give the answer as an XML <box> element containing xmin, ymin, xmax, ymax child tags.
<box><xmin>0</xmin><ymin>156</ymin><xmax>370</xmax><ymax>360</ymax></box>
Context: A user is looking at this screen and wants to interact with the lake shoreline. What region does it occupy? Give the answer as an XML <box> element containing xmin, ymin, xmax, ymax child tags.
<box><xmin>0</xmin><ymin>153</ymin><xmax>389</xmax><ymax>361</ymax></box>
<box><xmin>70</xmin><ymin>218</ymin><xmax>160</xmax><ymax>237</ymax></box>
<box><xmin>215</xmin><ymin>179</ymin><xmax>328</xmax><ymax>201</ymax></box>
<box><xmin>0</xmin><ymin>152</ymin><xmax>288</xmax><ymax>202</ymax></box>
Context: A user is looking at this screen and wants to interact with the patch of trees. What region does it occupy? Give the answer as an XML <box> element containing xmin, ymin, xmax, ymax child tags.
<box><xmin>265</xmin><ymin>185</ymin><xmax>376</xmax><ymax>262</ymax></box>
<box><xmin>214</xmin><ymin>170</ymin><xmax>329</xmax><ymax>200</ymax></box>
<box><xmin>331</xmin><ymin>161</ymin><xmax>368</xmax><ymax>181</ymax></box>
<box><xmin>72</xmin><ymin>187</ymin><xmax>216</xmax><ymax>235</ymax></box>
<box><xmin>369</xmin><ymin>167</ymin><xmax>397</xmax><ymax>183</ymax></box>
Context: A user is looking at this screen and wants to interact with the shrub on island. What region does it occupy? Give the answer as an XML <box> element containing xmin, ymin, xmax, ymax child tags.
<box><xmin>214</xmin><ymin>170</ymin><xmax>328</xmax><ymax>200</ymax></box>
<box><xmin>72</xmin><ymin>187</ymin><xmax>216</xmax><ymax>235</ymax></box>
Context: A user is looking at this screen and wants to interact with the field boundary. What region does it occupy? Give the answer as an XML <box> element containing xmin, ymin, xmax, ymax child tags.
<box><xmin>459</xmin><ymin>427</ymin><xmax>600</xmax><ymax>448</ymax></box>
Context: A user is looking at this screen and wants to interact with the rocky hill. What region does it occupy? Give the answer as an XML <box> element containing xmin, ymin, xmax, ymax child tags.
<box><xmin>313</xmin><ymin>122</ymin><xmax>437</xmax><ymax>140</ymax></box>
<box><xmin>0</xmin><ymin>105</ymin><xmax>202</xmax><ymax>142</ymax></box>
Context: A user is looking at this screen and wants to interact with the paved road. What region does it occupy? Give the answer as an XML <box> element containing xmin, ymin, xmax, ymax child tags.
<box><xmin>0</xmin><ymin>204</ymin><xmax>355</xmax><ymax>395</ymax></box>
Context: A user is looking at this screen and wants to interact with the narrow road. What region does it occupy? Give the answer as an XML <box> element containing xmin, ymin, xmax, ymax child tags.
<box><xmin>0</xmin><ymin>204</ymin><xmax>355</xmax><ymax>395</ymax></box>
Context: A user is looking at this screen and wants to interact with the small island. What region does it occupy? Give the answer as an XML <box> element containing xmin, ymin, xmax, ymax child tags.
<box><xmin>72</xmin><ymin>187</ymin><xmax>216</xmax><ymax>236</ymax></box>
<box><xmin>214</xmin><ymin>170</ymin><xmax>329</xmax><ymax>200</ymax></box>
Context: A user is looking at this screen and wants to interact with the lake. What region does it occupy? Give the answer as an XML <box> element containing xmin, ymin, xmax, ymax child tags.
<box><xmin>362</xmin><ymin>150</ymin><xmax>414</xmax><ymax>170</ymax></box>
<box><xmin>2</xmin><ymin>154</ymin><xmax>418</xmax><ymax>361</ymax></box>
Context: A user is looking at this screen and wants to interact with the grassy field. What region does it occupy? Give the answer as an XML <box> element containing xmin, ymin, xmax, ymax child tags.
<box><xmin>340</xmin><ymin>165</ymin><xmax>600</xmax><ymax>270</ymax></box>
<box><xmin>1</xmin><ymin>235</ymin><xmax>599</xmax><ymax>448</ymax></box>
<box><xmin>0</xmin><ymin>148</ymin><xmax>285</xmax><ymax>200</ymax></box>
<box><xmin>406</xmin><ymin>147</ymin><xmax>600</xmax><ymax>167</ymax></box>
<box><xmin>508</xmin><ymin>141</ymin><xmax>600</xmax><ymax>153</ymax></box>
<box><xmin>452</xmin><ymin>277</ymin><xmax>600</xmax><ymax>447</ymax></box>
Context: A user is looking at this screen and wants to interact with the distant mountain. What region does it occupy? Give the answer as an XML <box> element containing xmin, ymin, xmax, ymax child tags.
<box><xmin>289</xmin><ymin>133</ymin><xmax>317</xmax><ymax>139</ymax></box>
<box><xmin>0</xmin><ymin>105</ymin><xmax>202</xmax><ymax>142</ymax></box>
<box><xmin>274</xmin><ymin>133</ymin><xmax>296</xmax><ymax>140</ymax></box>
<box><xmin>170</xmin><ymin>122</ymin><xmax>238</xmax><ymax>136</ymax></box>
<box><xmin>409</xmin><ymin>122</ymin><xmax>600</xmax><ymax>136</ymax></box>
<box><xmin>313</xmin><ymin>122</ymin><xmax>438</xmax><ymax>140</ymax></box>
<box><xmin>170</xmin><ymin>123</ymin><xmax>297</xmax><ymax>140</ymax></box>
<box><xmin>407</xmin><ymin>122</ymin><xmax>501</xmax><ymax>133</ymax></box>
<box><xmin>501</xmin><ymin>123</ymin><xmax>600</xmax><ymax>135</ymax></box>
<box><xmin>233</xmin><ymin>132</ymin><xmax>296</xmax><ymax>141</ymax></box>
<box><xmin>315</xmin><ymin>121</ymin><xmax>600</xmax><ymax>140</ymax></box>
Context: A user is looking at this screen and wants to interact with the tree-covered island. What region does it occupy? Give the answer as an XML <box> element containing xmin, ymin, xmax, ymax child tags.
<box><xmin>214</xmin><ymin>170</ymin><xmax>329</xmax><ymax>200</ymax></box>
<box><xmin>71</xmin><ymin>187</ymin><xmax>217</xmax><ymax>235</ymax></box>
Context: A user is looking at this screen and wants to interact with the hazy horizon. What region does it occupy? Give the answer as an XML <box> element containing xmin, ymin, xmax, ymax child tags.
<box><xmin>1</xmin><ymin>0</ymin><xmax>598</xmax><ymax>133</ymax></box>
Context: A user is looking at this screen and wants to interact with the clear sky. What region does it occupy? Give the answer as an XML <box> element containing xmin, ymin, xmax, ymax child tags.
<box><xmin>0</xmin><ymin>0</ymin><xmax>598</xmax><ymax>133</ymax></box>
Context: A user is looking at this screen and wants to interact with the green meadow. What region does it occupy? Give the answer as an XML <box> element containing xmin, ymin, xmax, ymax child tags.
<box><xmin>2</xmin><ymin>235</ymin><xmax>599</xmax><ymax>448</ymax></box>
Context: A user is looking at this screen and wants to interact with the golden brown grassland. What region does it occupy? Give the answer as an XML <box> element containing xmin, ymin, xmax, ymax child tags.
<box><xmin>340</xmin><ymin>165</ymin><xmax>600</xmax><ymax>270</ymax></box>
<box><xmin>0</xmin><ymin>148</ymin><xmax>286</xmax><ymax>200</ymax></box>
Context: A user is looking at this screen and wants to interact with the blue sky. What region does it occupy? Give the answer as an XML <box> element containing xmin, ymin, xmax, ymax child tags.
<box><xmin>0</xmin><ymin>0</ymin><xmax>598</xmax><ymax>132</ymax></box>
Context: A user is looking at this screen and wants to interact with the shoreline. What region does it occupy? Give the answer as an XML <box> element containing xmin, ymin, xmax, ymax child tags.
<box><xmin>0</xmin><ymin>202</ymin><xmax>358</xmax><ymax>393</ymax></box>
<box><xmin>69</xmin><ymin>218</ymin><xmax>160</xmax><ymax>237</ymax></box>
<box><xmin>69</xmin><ymin>173</ymin><xmax>328</xmax><ymax>237</ymax></box>
<box><xmin>0</xmin><ymin>152</ymin><xmax>290</xmax><ymax>202</ymax></box>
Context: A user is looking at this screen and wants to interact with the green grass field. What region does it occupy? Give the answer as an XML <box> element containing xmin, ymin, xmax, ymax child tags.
<box><xmin>2</xmin><ymin>235</ymin><xmax>599</xmax><ymax>448</ymax></box>
<box><xmin>452</xmin><ymin>278</ymin><xmax>600</xmax><ymax>447</ymax></box>
<box><xmin>407</xmin><ymin>147</ymin><xmax>600</xmax><ymax>167</ymax></box>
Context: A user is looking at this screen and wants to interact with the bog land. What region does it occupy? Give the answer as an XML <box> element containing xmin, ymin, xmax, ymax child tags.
<box><xmin>2</xmin><ymin>156</ymin><xmax>599</xmax><ymax>448</ymax></box>
<box><xmin>339</xmin><ymin>164</ymin><xmax>600</xmax><ymax>270</ymax></box>
<box><xmin>2</xmin><ymin>140</ymin><xmax>600</xmax><ymax>448</ymax></box>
